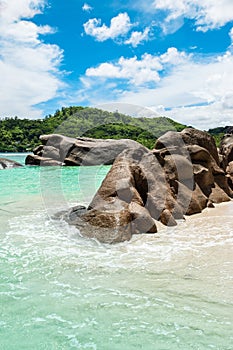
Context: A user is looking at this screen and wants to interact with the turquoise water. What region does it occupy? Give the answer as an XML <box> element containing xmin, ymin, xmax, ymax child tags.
<box><xmin>0</xmin><ymin>154</ymin><xmax>233</xmax><ymax>349</ymax></box>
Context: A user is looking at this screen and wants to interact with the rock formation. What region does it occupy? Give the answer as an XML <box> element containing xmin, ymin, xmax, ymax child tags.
<box><xmin>219</xmin><ymin>133</ymin><xmax>233</xmax><ymax>190</ymax></box>
<box><xmin>0</xmin><ymin>158</ymin><xmax>23</xmax><ymax>170</ymax></box>
<box><xmin>25</xmin><ymin>134</ymin><xmax>141</xmax><ymax>166</ymax></box>
<box><xmin>56</xmin><ymin>128</ymin><xmax>233</xmax><ymax>244</ymax></box>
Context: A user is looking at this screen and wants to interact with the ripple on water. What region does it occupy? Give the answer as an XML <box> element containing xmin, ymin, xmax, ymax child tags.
<box><xmin>0</xmin><ymin>208</ymin><xmax>233</xmax><ymax>349</ymax></box>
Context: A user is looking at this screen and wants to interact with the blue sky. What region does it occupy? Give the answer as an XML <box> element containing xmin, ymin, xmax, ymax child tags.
<box><xmin>1</xmin><ymin>0</ymin><xmax>233</xmax><ymax>128</ymax></box>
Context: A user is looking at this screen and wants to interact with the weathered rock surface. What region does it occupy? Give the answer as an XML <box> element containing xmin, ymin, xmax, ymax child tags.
<box><xmin>57</xmin><ymin>147</ymin><xmax>160</xmax><ymax>243</ymax></box>
<box><xmin>0</xmin><ymin>157</ymin><xmax>23</xmax><ymax>170</ymax></box>
<box><xmin>25</xmin><ymin>134</ymin><xmax>142</xmax><ymax>166</ymax></box>
<box><xmin>181</xmin><ymin>128</ymin><xmax>220</xmax><ymax>164</ymax></box>
<box><xmin>155</xmin><ymin>128</ymin><xmax>219</xmax><ymax>164</ymax></box>
<box><xmin>55</xmin><ymin>128</ymin><xmax>233</xmax><ymax>244</ymax></box>
<box><xmin>220</xmin><ymin>134</ymin><xmax>233</xmax><ymax>167</ymax></box>
<box><xmin>25</xmin><ymin>154</ymin><xmax>64</xmax><ymax>166</ymax></box>
<box><xmin>154</xmin><ymin>129</ymin><xmax>232</xmax><ymax>204</ymax></box>
<box><xmin>219</xmin><ymin>134</ymin><xmax>233</xmax><ymax>189</ymax></box>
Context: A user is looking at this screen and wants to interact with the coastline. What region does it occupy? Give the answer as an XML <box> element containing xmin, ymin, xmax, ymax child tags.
<box><xmin>151</xmin><ymin>199</ymin><xmax>233</xmax><ymax>233</ymax></box>
<box><xmin>0</xmin><ymin>155</ymin><xmax>232</xmax><ymax>350</ymax></box>
<box><xmin>185</xmin><ymin>198</ymin><xmax>233</xmax><ymax>220</ymax></box>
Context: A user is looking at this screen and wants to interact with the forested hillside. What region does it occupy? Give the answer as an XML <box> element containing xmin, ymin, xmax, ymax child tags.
<box><xmin>0</xmin><ymin>106</ymin><xmax>187</xmax><ymax>152</ymax></box>
<box><xmin>208</xmin><ymin>126</ymin><xmax>233</xmax><ymax>147</ymax></box>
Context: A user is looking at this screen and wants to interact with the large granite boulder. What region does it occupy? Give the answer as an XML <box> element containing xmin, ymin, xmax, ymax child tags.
<box><xmin>0</xmin><ymin>158</ymin><xmax>23</xmax><ymax>170</ymax></box>
<box><xmin>155</xmin><ymin>128</ymin><xmax>220</xmax><ymax>164</ymax></box>
<box><xmin>25</xmin><ymin>134</ymin><xmax>142</xmax><ymax>166</ymax></box>
<box><xmin>58</xmin><ymin>146</ymin><xmax>169</xmax><ymax>243</ymax></box>
<box><xmin>181</xmin><ymin>128</ymin><xmax>220</xmax><ymax>164</ymax></box>
<box><xmin>155</xmin><ymin>133</ymin><xmax>232</xmax><ymax>210</ymax></box>
<box><xmin>57</xmin><ymin>142</ymin><xmax>185</xmax><ymax>242</ymax></box>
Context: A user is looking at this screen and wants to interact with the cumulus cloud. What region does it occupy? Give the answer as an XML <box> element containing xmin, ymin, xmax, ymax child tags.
<box><xmin>0</xmin><ymin>0</ymin><xmax>63</xmax><ymax>118</ymax></box>
<box><xmin>86</xmin><ymin>55</ymin><xmax>161</xmax><ymax>85</ymax></box>
<box><xmin>83</xmin><ymin>12</ymin><xmax>132</xmax><ymax>41</ymax></box>
<box><xmin>83</xmin><ymin>12</ymin><xmax>152</xmax><ymax>47</ymax></box>
<box><xmin>151</xmin><ymin>0</ymin><xmax>233</xmax><ymax>32</ymax></box>
<box><xmin>0</xmin><ymin>0</ymin><xmax>44</xmax><ymax>21</ymax></box>
<box><xmin>119</xmin><ymin>51</ymin><xmax>233</xmax><ymax>128</ymax></box>
<box><xmin>80</xmin><ymin>48</ymin><xmax>233</xmax><ymax>129</ymax></box>
<box><xmin>86</xmin><ymin>47</ymin><xmax>187</xmax><ymax>85</ymax></box>
<box><xmin>162</xmin><ymin>102</ymin><xmax>233</xmax><ymax>130</ymax></box>
<box><xmin>125</xmin><ymin>27</ymin><xmax>150</xmax><ymax>47</ymax></box>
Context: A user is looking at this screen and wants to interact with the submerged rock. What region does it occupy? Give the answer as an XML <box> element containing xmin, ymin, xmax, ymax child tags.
<box><xmin>0</xmin><ymin>157</ymin><xmax>23</xmax><ymax>170</ymax></box>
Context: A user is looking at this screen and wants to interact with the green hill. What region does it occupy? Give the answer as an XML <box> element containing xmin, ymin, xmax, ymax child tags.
<box><xmin>0</xmin><ymin>106</ymin><xmax>187</xmax><ymax>152</ymax></box>
<box><xmin>207</xmin><ymin>126</ymin><xmax>233</xmax><ymax>147</ymax></box>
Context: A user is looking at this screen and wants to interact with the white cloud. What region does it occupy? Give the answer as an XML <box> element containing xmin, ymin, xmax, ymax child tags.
<box><xmin>86</xmin><ymin>55</ymin><xmax>162</xmax><ymax>85</ymax></box>
<box><xmin>151</xmin><ymin>0</ymin><xmax>233</xmax><ymax>32</ymax></box>
<box><xmin>0</xmin><ymin>0</ymin><xmax>45</xmax><ymax>22</ymax></box>
<box><xmin>0</xmin><ymin>0</ymin><xmax>64</xmax><ymax>118</ymax></box>
<box><xmin>80</xmin><ymin>48</ymin><xmax>233</xmax><ymax>129</ymax></box>
<box><xmin>83</xmin><ymin>12</ymin><xmax>153</xmax><ymax>47</ymax></box>
<box><xmin>83</xmin><ymin>12</ymin><xmax>132</xmax><ymax>41</ymax></box>
<box><xmin>230</xmin><ymin>27</ymin><xmax>233</xmax><ymax>43</ymax></box>
<box><xmin>162</xmin><ymin>102</ymin><xmax>233</xmax><ymax>130</ymax></box>
<box><xmin>1</xmin><ymin>20</ymin><xmax>54</xmax><ymax>44</ymax></box>
<box><xmin>82</xmin><ymin>3</ymin><xmax>93</xmax><ymax>12</ymax></box>
<box><xmin>118</xmin><ymin>51</ymin><xmax>233</xmax><ymax>128</ymax></box>
<box><xmin>86</xmin><ymin>48</ymin><xmax>187</xmax><ymax>85</ymax></box>
<box><xmin>125</xmin><ymin>27</ymin><xmax>150</xmax><ymax>47</ymax></box>
<box><xmin>160</xmin><ymin>47</ymin><xmax>187</xmax><ymax>64</ymax></box>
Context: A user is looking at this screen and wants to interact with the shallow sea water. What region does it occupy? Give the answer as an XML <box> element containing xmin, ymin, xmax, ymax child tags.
<box><xmin>0</xmin><ymin>154</ymin><xmax>232</xmax><ymax>349</ymax></box>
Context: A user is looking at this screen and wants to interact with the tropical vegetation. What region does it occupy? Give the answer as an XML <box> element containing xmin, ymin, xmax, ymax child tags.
<box><xmin>0</xmin><ymin>106</ymin><xmax>188</xmax><ymax>152</ymax></box>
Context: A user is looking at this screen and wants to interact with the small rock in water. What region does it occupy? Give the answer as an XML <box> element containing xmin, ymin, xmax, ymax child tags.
<box><xmin>0</xmin><ymin>158</ymin><xmax>23</xmax><ymax>170</ymax></box>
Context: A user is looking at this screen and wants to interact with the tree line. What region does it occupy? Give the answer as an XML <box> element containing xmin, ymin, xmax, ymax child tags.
<box><xmin>0</xmin><ymin>106</ymin><xmax>189</xmax><ymax>152</ymax></box>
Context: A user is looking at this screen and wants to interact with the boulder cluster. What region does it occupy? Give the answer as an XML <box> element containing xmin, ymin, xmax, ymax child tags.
<box><xmin>3</xmin><ymin>126</ymin><xmax>233</xmax><ymax>243</ymax></box>
<box><xmin>55</xmin><ymin>128</ymin><xmax>233</xmax><ymax>243</ymax></box>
